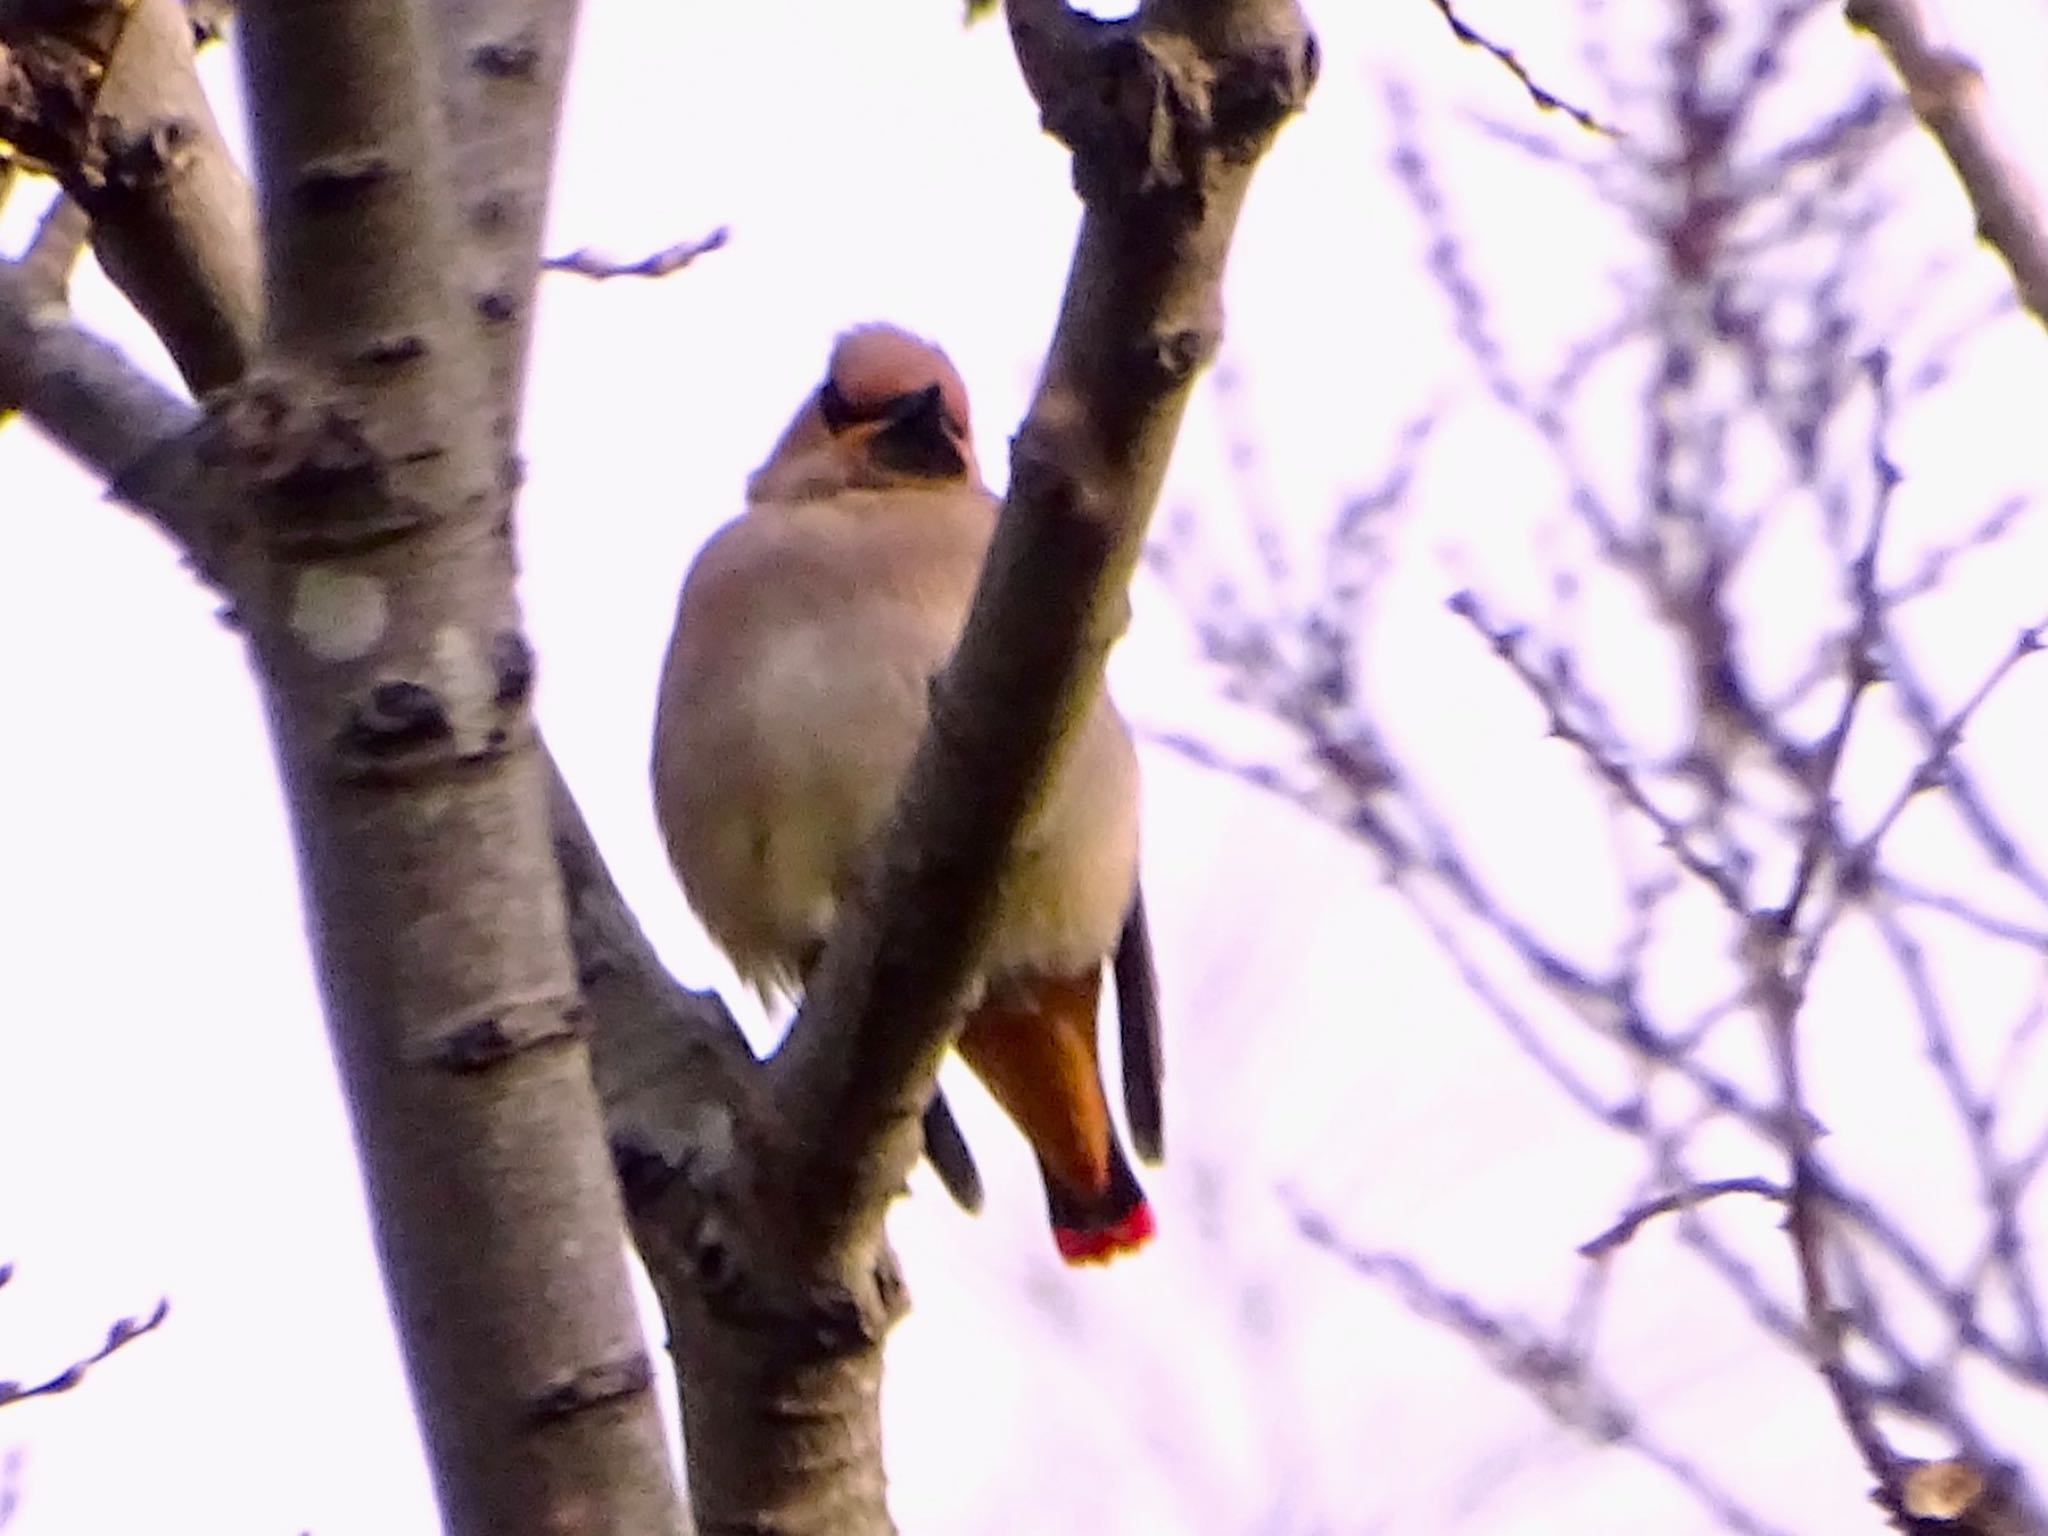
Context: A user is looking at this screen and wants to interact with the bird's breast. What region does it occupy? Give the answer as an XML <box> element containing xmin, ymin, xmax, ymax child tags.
<box><xmin>653</xmin><ymin>489</ymin><xmax>1139</xmax><ymax>989</ymax></box>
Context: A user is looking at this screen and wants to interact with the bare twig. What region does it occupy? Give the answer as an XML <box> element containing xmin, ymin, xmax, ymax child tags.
<box><xmin>543</xmin><ymin>228</ymin><xmax>729</xmax><ymax>280</ymax></box>
<box><xmin>1879</xmin><ymin>631</ymin><xmax>2048</xmax><ymax>908</ymax></box>
<box><xmin>1801</xmin><ymin>616</ymin><xmax>2048</xmax><ymax>984</ymax></box>
<box><xmin>1869</xmin><ymin>899</ymin><xmax>2048</xmax><ymax>1372</ymax></box>
<box><xmin>1445</xmin><ymin>589</ymin><xmax>1748</xmax><ymax>912</ymax></box>
<box><xmin>1778</xmin><ymin>352</ymin><xmax>1893</xmax><ymax>925</ymax></box>
<box><xmin>1759</xmin><ymin>931</ymin><xmax>1899</xmax><ymax>1510</ymax></box>
<box><xmin>1578</xmin><ymin>1177</ymin><xmax>1788</xmax><ymax>1259</ymax></box>
<box><xmin>1158</xmin><ymin>7</ymin><xmax>2047</xmax><ymax>1525</ymax></box>
<box><xmin>1290</xmin><ymin>1199</ymin><xmax>1793</xmax><ymax>1536</ymax></box>
<box><xmin>1744</xmin><ymin>389</ymin><xmax>1905</xmax><ymax>1508</ymax></box>
<box><xmin>1425</xmin><ymin>0</ymin><xmax>1615</xmax><ymax>136</ymax></box>
<box><xmin>0</xmin><ymin>1295</ymin><xmax>169</xmax><ymax>1409</ymax></box>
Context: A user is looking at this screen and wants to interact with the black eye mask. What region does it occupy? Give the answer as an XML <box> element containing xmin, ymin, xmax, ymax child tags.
<box><xmin>816</xmin><ymin>376</ymin><xmax>880</xmax><ymax>432</ymax></box>
<box><xmin>822</xmin><ymin>381</ymin><xmax>968</xmax><ymax>479</ymax></box>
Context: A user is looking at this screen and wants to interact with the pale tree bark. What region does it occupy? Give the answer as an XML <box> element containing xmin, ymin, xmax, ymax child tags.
<box><xmin>7</xmin><ymin>0</ymin><xmax>690</xmax><ymax>1528</ymax></box>
<box><xmin>0</xmin><ymin>2</ymin><xmax>1315</xmax><ymax>1534</ymax></box>
<box><xmin>223</xmin><ymin>0</ymin><xmax>685</xmax><ymax>1531</ymax></box>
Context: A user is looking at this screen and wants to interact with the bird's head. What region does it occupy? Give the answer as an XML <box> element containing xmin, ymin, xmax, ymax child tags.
<box><xmin>748</xmin><ymin>323</ymin><xmax>981</xmax><ymax>502</ymax></box>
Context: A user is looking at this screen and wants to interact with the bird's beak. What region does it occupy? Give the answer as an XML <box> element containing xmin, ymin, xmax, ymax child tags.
<box><xmin>870</xmin><ymin>384</ymin><xmax>968</xmax><ymax>479</ymax></box>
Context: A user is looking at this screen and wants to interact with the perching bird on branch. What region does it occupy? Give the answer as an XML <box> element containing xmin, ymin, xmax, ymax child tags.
<box><xmin>651</xmin><ymin>323</ymin><xmax>1162</xmax><ymax>1265</ymax></box>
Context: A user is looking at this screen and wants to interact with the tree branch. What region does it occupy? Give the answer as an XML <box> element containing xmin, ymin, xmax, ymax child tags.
<box><xmin>0</xmin><ymin>265</ymin><xmax>233</xmax><ymax>548</ymax></box>
<box><xmin>218</xmin><ymin>0</ymin><xmax>682</xmax><ymax>1530</ymax></box>
<box><xmin>17</xmin><ymin>192</ymin><xmax>90</xmax><ymax>301</ymax></box>
<box><xmin>1847</xmin><ymin>0</ymin><xmax>2048</xmax><ymax>330</ymax></box>
<box><xmin>611</xmin><ymin>4</ymin><xmax>1318</xmax><ymax>1529</ymax></box>
<box><xmin>1289</xmin><ymin>1200</ymin><xmax>1790</xmax><ymax>1536</ymax></box>
<box><xmin>543</xmin><ymin>229</ymin><xmax>730</xmax><ymax>280</ymax></box>
<box><xmin>1577</xmin><ymin>1178</ymin><xmax>1788</xmax><ymax>1260</ymax></box>
<box><xmin>419</xmin><ymin>0</ymin><xmax>584</xmax><ymax>455</ymax></box>
<box><xmin>771</xmin><ymin>0</ymin><xmax>1318</xmax><ymax>1267</ymax></box>
<box><xmin>0</xmin><ymin>262</ymin><xmax>754</xmax><ymax>1519</ymax></box>
<box><xmin>0</xmin><ymin>0</ymin><xmax>258</xmax><ymax>391</ymax></box>
<box><xmin>1</xmin><ymin>1</ymin><xmax>749</xmax><ymax>1516</ymax></box>
<box><xmin>0</xmin><ymin>1278</ymin><xmax>169</xmax><ymax>1410</ymax></box>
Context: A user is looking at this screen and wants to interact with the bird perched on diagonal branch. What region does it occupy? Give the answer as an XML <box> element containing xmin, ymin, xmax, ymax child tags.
<box><xmin>651</xmin><ymin>323</ymin><xmax>1163</xmax><ymax>1264</ymax></box>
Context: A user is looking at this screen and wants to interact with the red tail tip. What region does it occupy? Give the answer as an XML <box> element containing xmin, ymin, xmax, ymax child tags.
<box><xmin>1054</xmin><ymin>1201</ymin><xmax>1156</xmax><ymax>1266</ymax></box>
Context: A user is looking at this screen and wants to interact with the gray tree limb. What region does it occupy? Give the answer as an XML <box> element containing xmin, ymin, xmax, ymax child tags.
<box><xmin>218</xmin><ymin>0</ymin><xmax>686</xmax><ymax>1529</ymax></box>
<box><xmin>773</xmin><ymin>0</ymin><xmax>1319</xmax><ymax>1259</ymax></box>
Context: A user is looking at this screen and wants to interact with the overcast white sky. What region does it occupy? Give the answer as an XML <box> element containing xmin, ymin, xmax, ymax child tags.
<box><xmin>5</xmin><ymin>2</ymin><xmax>2048</xmax><ymax>1533</ymax></box>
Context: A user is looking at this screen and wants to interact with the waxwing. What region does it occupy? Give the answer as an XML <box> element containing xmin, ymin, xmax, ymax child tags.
<box><xmin>651</xmin><ymin>324</ymin><xmax>1162</xmax><ymax>1263</ymax></box>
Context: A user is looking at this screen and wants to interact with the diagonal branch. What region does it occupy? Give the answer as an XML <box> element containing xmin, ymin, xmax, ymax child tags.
<box><xmin>16</xmin><ymin>192</ymin><xmax>90</xmax><ymax>300</ymax></box>
<box><xmin>543</xmin><ymin>229</ymin><xmax>730</xmax><ymax>280</ymax></box>
<box><xmin>1289</xmin><ymin>1200</ymin><xmax>1792</xmax><ymax>1536</ymax></box>
<box><xmin>0</xmin><ymin>262</ymin><xmax>238</xmax><ymax>563</ymax></box>
<box><xmin>0</xmin><ymin>1286</ymin><xmax>170</xmax><ymax>1410</ymax></box>
<box><xmin>1847</xmin><ymin>0</ymin><xmax>2048</xmax><ymax>330</ymax></box>
<box><xmin>769</xmin><ymin>0</ymin><xmax>1319</xmax><ymax>1267</ymax></box>
<box><xmin>0</xmin><ymin>0</ymin><xmax>258</xmax><ymax>391</ymax></box>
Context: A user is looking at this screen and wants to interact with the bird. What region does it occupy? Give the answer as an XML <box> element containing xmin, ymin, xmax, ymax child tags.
<box><xmin>650</xmin><ymin>322</ymin><xmax>1162</xmax><ymax>1265</ymax></box>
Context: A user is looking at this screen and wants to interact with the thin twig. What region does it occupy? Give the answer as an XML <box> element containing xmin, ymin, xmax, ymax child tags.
<box><xmin>1578</xmin><ymin>1177</ymin><xmax>1788</xmax><ymax>1259</ymax></box>
<box><xmin>1445</xmin><ymin>589</ymin><xmax>1748</xmax><ymax>912</ymax></box>
<box><xmin>1289</xmin><ymin>1196</ymin><xmax>1793</xmax><ymax>1536</ymax></box>
<box><xmin>1869</xmin><ymin>898</ymin><xmax>2048</xmax><ymax>1369</ymax></box>
<box><xmin>1880</xmin><ymin>629</ymin><xmax>2048</xmax><ymax>908</ymax></box>
<box><xmin>1755</xmin><ymin>902</ymin><xmax>1903</xmax><ymax>1511</ymax></box>
<box><xmin>542</xmin><ymin>229</ymin><xmax>729</xmax><ymax>280</ymax></box>
<box><xmin>1425</xmin><ymin>0</ymin><xmax>1615</xmax><ymax>136</ymax></box>
<box><xmin>0</xmin><ymin>1296</ymin><xmax>169</xmax><ymax>1408</ymax></box>
<box><xmin>1791</xmin><ymin>611</ymin><xmax>2048</xmax><ymax>1027</ymax></box>
<box><xmin>1778</xmin><ymin>352</ymin><xmax>1894</xmax><ymax>925</ymax></box>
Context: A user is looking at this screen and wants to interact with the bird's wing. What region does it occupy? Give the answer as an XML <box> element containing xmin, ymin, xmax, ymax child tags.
<box><xmin>921</xmin><ymin>1087</ymin><xmax>984</xmax><ymax>1213</ymax></box>
<box><xmin>1113</xmin><ymin>887</ymin><xmax>1164</xmax><ymax>1164</ymax></box>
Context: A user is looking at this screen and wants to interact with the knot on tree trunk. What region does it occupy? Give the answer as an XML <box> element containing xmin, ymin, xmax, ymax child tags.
<box><xmin>1009</xmin><ymin>0</ymin><xmax>1317</xmax><ymax>209</ymax></box>
<box><xmin>614</xmin><ymin>1113</ymin><xmax>908</xmax><ymax>1358</ymax></box>
<box><xmin>198</xmin><ymin>369</ymin><xmax>434</xmax><ymax>554</ymax></box>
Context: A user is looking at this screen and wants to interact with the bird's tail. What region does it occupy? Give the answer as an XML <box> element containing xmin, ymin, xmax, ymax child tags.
<box><xmin>956</xmin><ymin>970</ymin><xmax>1155</xmax><ymax>1267</ymax></box>
<box><xmin>1042</xmin><ymin>1139</ymin><xmax>1155</xmax><ymax>1265</ymax></box>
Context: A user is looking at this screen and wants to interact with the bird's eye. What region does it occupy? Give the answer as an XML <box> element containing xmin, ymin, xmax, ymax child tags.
<box><xmin>818</xmin><ymin>379</ymin><xmax>887</xmax><ymax>433</ymax></box>
<box><xmin>820</xmin><ymin>379</ymin><xmax>961</xmax><ymax>438</ymax></box>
